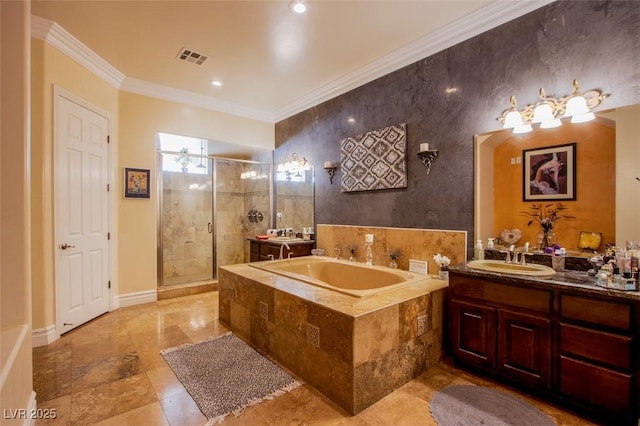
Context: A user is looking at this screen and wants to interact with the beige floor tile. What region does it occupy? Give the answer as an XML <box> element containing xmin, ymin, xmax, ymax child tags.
<box><xmin>159</xmin><ymin>390</ymin><xmax>208</xmax><ymax>426</ymax></box>
<box><xmin>32</xmin><ymin>290</ymin><xmax>599</xmax><ymax>426</ymax></box>
<box><xmin>36</xmin><ymin>394</ymin><xmax>71</xmax><ymax>426</ymax></box>
<box><xmin>356</xmin><ymin>390</ymin><xmax>435</xmax><ymax>426</ymax></box>
<box><xmin>146</xmin><ymin>366</ymin><xmax>186</xmax><ymax>399</ymax></box>
<box><xmin>93</xmin><ymin>402</ymin><xmax>170</xmax><ymax>426</ymax></box>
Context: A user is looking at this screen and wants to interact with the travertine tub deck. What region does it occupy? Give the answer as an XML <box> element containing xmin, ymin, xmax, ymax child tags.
<box><xmin>218</xmin><ymin>260</ymin><xmax>447</xmax><ymax>414</ymax></box>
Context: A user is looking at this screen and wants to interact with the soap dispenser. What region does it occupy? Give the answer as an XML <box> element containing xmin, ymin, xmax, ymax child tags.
<box><xmin>474</xmin><ymin>240</ymin><xmax>485</xmax><ymax>260</ymax></box>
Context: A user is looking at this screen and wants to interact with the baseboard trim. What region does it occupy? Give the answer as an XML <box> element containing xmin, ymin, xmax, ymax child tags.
<box><xmin>114</xmin><ymin>290</ymin><xmax>157</xmax><ymax>309</ymax></box>
<box><xmin>31</xmin><ymin>324</ymin><xmax>57</xmax><ymax>348</ymax></box>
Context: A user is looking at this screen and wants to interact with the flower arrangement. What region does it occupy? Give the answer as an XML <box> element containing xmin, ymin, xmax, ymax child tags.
<box><xmin>388</xmin><ymin>249</ymin><xmax>402</xmax><ymax>261</ymax></box>
<box><xmin>433</xmin><ymin>253</ymin><xmax>451</xmax><ymax>268</ymax></box>
<box><xmin>521</xmin><ymin>202</ymin><xmax>574</xmax><ymax>233</ymax></box>
<box><xmin>175</xmin><ymin>147</ymin><xmax>192</xmax><ymax>171</ymax></box>
<box><xmin>346</xmin><ymin>245</ymin><xmax>357</xmax><ymax>255</ymax></box>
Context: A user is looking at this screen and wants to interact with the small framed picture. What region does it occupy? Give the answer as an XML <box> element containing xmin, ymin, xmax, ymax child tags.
<box><xmin>523</xmin><ymin>142</ymin><xmax>576</xmax><ymax>201</ymax></box>
<box><xmin>124</xmin><ymin>168</ymin><xmax>150</xmax><ymax>199</ymax></box>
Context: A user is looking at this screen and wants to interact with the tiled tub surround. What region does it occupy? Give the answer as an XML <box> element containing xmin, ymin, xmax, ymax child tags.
<box><xmin>317</xmin><ymin>224</ymin><xmax>467</xmax><ymax>273</ymax></box>
<box><xmin>218</xmin><ymin>262</ymin><xmax>447</xmax><ymax>414</ymax></box>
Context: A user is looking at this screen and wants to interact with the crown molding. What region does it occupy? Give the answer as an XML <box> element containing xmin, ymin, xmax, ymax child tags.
<box><xmin>31</xmin><ymin>16</ymin><xmax>125</xmax><ymax>88</ymax></box>
<box><xmin>120</xmin><ymin>77</ymin><xmax>275</xmax><ymax>122</ymax></box>
<box><xmin>32</xmin><ymin>0</ymin><xmax>555</xmax><ymax>124</ymax></box>
<box><xmin>273</xmin><ymin>0</ymin><xmax>555</xmax><ymax>122</ymax></box>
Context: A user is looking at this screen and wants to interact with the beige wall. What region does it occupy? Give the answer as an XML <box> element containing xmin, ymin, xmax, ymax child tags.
<box><xmin>1</xmin><ymin>0</ymin><xmax>34</xmax><ymax>420</ymax></box>
<box><xmin>117</xmin><ymin>92</ymin><xmax>273</xmax><ymax>295</ymax></box>
<box><xmin>29</xmin><ymin>42</ymin><xmax>274</xmax><ymax>330</ymax></box>
<box><xmin>30</xmin><ymin>40</ymin><xmax>119</xmax><ymax>329</ymax></box>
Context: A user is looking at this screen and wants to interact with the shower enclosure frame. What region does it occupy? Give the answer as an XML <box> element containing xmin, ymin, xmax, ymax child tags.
<box><xmin>156</xmin><ymin>150</ymin><xmax>273</xmax><ymax>288</ymax></box>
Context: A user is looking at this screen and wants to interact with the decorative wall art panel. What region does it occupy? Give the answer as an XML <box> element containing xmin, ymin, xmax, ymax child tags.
<box><xmin>340</xmin><ymin>123</ymin><xmax>407</xmax><ymax>192</ymax></box>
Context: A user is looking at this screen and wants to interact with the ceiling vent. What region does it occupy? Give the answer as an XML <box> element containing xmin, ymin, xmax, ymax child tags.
<box><xmin>176</xmin><ymin>48</ymin><xmax>208</xmax><ymax>65</ymax></box>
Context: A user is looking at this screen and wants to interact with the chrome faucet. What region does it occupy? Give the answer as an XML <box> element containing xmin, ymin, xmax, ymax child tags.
<box><xmin>500</xmin><ymin>246</ymin><xmax>533</xmax><ymax>265</ymax></box>
<box><xmin>279</xmin><ymin>242</ymin><xmax>290</xmax><ymax>260</ymax></box>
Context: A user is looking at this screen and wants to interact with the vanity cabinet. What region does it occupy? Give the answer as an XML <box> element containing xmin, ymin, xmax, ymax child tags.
<box><xmin>449</xmin><ymin>270</ymin><xmax>639</xmax><ymax>422</ymax></box>
<box><xmin>558</xmin><ymin>294</ymin><xmax>634</xmax><ymax>416</ymax></box>
<box><xmin>449</xmin><ymin>275</ymin><xmax>552</xmax><ymax>389</ymax></box>
<box><xmin>248</xmin><ymin>239</ymin><xmax>314</xmax><ymax>262</ymax></box>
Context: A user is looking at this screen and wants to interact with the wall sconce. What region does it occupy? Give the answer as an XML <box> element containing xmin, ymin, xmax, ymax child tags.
<box><xmin>417</xmin><ymin>143</ymin><xmax>439</xmax><ymax>174</ymax></box>
<box><xmin>497</xmin><ymin>79</ymin><xmax>609</xmax><ymax>133</ymax></box>
<box><xmin>323</xmin><ymin>161</ymin><xmax>339</xmax><ymax>184</ymax></box>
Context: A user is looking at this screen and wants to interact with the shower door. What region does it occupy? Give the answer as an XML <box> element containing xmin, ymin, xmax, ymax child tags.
<box><xmin>159</xmin><ymin>153</ymin><xmax>214</xmax><ymax>287</ymax></box>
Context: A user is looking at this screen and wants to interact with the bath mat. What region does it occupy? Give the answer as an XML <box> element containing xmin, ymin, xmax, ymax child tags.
<box><xmin>430</xmin><ymin>384</ymin><xmax>556</xmax><ymax>426</ymax></box>
<box><xmin>160</xmin><ymin>332</ymin><xmax>301</xmax><ymax>424</ymax></box>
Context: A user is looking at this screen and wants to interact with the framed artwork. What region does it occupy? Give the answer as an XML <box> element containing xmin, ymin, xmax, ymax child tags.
<box><xmin>124</xmin><ymin>168</ymin><xmax>151</xmax><ymax>199</ymax></box>
<box><xmin>340</xmin><ymin>123</ymin><xmax>407</xmax><ymax>192</ymax></box>
<box><xmin>523</xmin><ymin>142</ymin><xmax>576</xmax><ymax>201</ymax></box>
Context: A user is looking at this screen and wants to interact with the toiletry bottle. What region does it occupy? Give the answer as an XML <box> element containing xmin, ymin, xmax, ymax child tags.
<box><xmin>475</xmin><ymin>240</ymin><xmax>484</xmax><ymax>260</ymax></box>
<box><xmin>487</xmin><ymin>238</ymin><xmax>495</xmax><ymax>250</ymax></box>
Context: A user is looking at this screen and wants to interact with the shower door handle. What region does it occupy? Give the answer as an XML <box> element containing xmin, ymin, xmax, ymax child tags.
<box><xmin>207</xmin><ymin>222</ymin><xmax>212</xmax><ymax>233</ymax></box>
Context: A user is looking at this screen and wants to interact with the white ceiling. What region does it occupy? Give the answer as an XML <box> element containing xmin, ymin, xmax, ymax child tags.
<box><xmin>31</xmin><ymin>0</ymin><xmax>553</xmax><ymax>122</ymax></box>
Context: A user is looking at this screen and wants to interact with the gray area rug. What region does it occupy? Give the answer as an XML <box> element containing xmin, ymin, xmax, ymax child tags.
<box><xmin>161</xmin><ymin>332</ymin><xmax>301</xmax><ymax>424</ymax></box>
<box><xmin>430</xmin><ymin>384</ymin><xmax>556</xmax><ymax>426</ymax></box>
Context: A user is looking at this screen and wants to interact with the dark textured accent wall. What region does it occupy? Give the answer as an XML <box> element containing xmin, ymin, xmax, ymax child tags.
<box><xmin>275</xmin><ymin>1</ymin><xmax>640</xmax><ymax>256</ymax></box>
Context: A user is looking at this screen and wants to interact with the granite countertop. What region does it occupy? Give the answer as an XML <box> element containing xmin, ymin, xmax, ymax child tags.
<box><xmin>449</xmin><ymin>262</ymin><xmax>640</xmax><ymax>302</ymax></box>
<box><xmin>248</xmin><ymin>237</ymin><xmax>315</xmax><ymax>245</ymax></box>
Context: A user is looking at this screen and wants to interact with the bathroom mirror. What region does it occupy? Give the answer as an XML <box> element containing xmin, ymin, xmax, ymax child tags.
<box><xmin>475</xmin><ymin>103</ymin><xmax>639</xmax><ymax>252</ymax></box>
<box><xmin>274</xmin><ymin>166</ymin><xmax>315</xmax><ymax>235</ymax></box>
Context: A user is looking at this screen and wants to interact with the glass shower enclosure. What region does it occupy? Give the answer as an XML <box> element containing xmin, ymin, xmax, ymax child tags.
<box><xmin>157</xmin><ymin>133</ymin><xmax>271</xmax><ymax>288</ymax></box>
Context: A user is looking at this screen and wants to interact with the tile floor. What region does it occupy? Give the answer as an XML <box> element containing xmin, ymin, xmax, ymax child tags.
<box><xmin>33</xmin><ymin>291</ymin><xmax>598</xmax><ymax>425</ymax></box>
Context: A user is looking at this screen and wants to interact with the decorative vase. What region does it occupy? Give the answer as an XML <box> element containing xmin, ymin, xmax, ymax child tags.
<box><xmin>349</xmin><ymin>254</ymin><xmax>356</xmax><ymax>262</ymax></box>
<box><xmin>537</xmin><ymin>230</ymin><xmax>558</xmax><ymax>251</ymax></box>
<box><xmin>389</xmin><ymin>259</ymin><xmax>398</xmax><ymax>269</ymax></box>
<box><xmin>439</xmin><ymin>266</ymin><xmax>449</xmax><ymax>281</ymax></box>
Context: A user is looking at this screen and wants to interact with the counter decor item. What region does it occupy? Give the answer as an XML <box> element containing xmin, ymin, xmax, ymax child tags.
<box><xmin>433</xmin><ymin>253</ymin><xmax>451</xmax><ymax>280</ymax></box>
<box><xmin>346</xmin><ymin>245</ymin><xmax>357</xmax><ymax>262</ymax></box>
<box><xmin>522</xmin><ymin>203</ymin><xmax>574</xmax><ymax>251</ymax></box>
<box><xmin>388</xmin><ymin>249</ymin><xmax>402</xmax><ymax>269</ymax></box>
<box><xmin>499</xmin><ymin>229</ymin><xmax>522</xmax><ymax>246</ymax></box>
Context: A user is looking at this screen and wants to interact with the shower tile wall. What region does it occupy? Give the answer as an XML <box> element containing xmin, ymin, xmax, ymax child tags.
<box><xmin>162</xmin><ymin>171</ymin><xmax>213</xmax><ymax>286</ymax></box>
<box><xmin>216</xmin><ymin>160</ymin><xmax>270</xmax><ymax>266</ymax></box>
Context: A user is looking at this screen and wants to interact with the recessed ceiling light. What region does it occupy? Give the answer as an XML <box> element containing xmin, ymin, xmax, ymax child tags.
<box><xmin>211</xmin><ymin>80</ymin><xmax>222</xmax><ymax>87</ymax></box>
<box><xmin>290</xmin><ymin>1</ymin><xmax>306</xmax><ymax>14</ymax></box>
<box><xmin>347</xmin><ymin>117</ymin><xmax>356</xmax><ymax>123</ymax></box>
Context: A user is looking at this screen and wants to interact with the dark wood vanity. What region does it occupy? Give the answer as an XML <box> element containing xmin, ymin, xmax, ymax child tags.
<box><xmin>248</xmin><ymin>238</ymin><xmax>314</xmax><ymax>262</ymax></box>
<box><xmin>448</xmin><ymin>265</ymin><xmax>639</xmax><ymax>423</ymax></box>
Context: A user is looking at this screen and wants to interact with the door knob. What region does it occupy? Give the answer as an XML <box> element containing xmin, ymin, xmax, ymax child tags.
<box><xmin>60</xmin><ymin>243</ymin><xmax>75</xmax><ymax>250</ymax></box>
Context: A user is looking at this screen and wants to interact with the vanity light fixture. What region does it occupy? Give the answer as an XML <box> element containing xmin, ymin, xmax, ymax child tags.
<box><xmin>323</xmin><ymin>162</ymin><xmax>339</xmax><ymax>184</ymax></box>
<box><xmin>498</xmin><ymin>79</ymin><xmax>609</xmax><ymax>133</ymax></box>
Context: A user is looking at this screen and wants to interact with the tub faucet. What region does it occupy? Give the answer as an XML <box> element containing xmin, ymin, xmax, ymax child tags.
<box><xmin>279</xmin><ymin>242</ymin><xmax>290</xmax><ymax>260</ymax></box>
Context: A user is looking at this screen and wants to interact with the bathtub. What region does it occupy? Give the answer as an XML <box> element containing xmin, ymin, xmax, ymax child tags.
<box><xmin>249</xmin><ymin>256</ymin><xmax>424</xmax><ymax>297</ymax></box>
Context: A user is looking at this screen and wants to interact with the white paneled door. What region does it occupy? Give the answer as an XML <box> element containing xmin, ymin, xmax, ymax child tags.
<box><xmin>55</xmin><ymin>92</ymin><xmax>111</xmax><ymax>334</ymax></box>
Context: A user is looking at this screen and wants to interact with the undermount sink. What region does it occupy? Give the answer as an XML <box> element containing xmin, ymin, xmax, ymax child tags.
<box><xmin>467</xmin><ymin>259</ymin><xmax>556</xmax><ymax>276</ymax></box>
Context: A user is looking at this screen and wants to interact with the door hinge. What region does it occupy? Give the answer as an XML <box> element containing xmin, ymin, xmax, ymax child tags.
<box><xmin>108</xmin><ymin>280</ymin><xmax>111</xmax><ymax>289</ymax></box>
<box><xmin>107</xmin><ymin>232</ymin><xmax>111</xmax><ymax>240</ymax></box>
<box><xmin>107</xmin><ymin>135</ymin><xmax>110</xmax><ymax>144</ymax></box>
<box><xmin>107</xmin><ymin>183</ymin><xmax>110</xmax><ymax>192</ymax></box>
